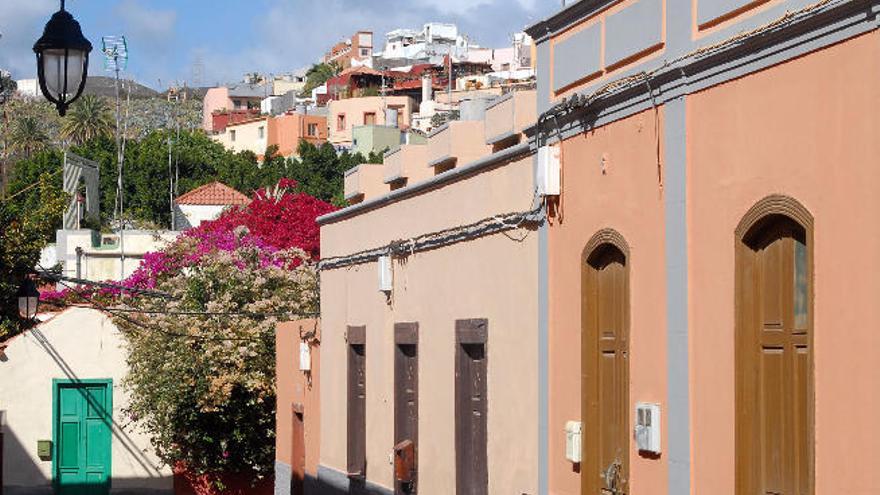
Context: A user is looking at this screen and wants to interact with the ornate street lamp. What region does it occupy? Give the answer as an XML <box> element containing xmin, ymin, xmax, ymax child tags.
<box><xmin>33</xmin><ymin>0</ymin><xmax>92</xmax><ymax>116</ymax></box>
<box><xmin>17</xmin><ymin>278</ymin><xmax>40</xmax><ymax>321</ymax></box>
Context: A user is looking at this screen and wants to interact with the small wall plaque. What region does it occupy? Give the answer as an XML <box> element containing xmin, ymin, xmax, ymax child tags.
<box><xmin>37</xmin><ymin>440</ymin><xmax>52</xmax><ymax>460</ymax></box>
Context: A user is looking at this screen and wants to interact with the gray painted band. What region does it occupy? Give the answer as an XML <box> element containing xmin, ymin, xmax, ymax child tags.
<box><xmin>316</xmin><ymin>464</ymin><xmax>393</xmax><ymax>495</ymax></box>
<box><xmin>604</xmin><ymin>0</ymin><xmax>664</xmax><ymax>68</ymax></box>
<box><xmin>553</xmin><ymin>23</ymin><xmax>602</xmax><ymax>92</ymax></box>
<box><xmin>527</xmin><ymin>1</ymin><xmax>875</xmax><ymax>145</ymax></box>
<box><xmin>538</xmin><ymin>205</ymin><xmax>549</xmax><ymax>494</ymax></box>
<box><xmin>664</xmin><ymin>96</ymin><xmax>690</xmax><ymax>495</ymax></box>
<box><xmin>317</xmin><ymin>142</ymin><xmax>532</xmax><ymax>225</ymax></box>
<box><xmin>274</xmin><ymin>460</ymin><xmax>292</xmax><ymax>495</ymax></box>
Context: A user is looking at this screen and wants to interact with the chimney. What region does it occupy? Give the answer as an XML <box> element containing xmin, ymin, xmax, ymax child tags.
<box><xmin>421</xmin><ymin>73</ymin><xmax>433</xmax><ymax>103</ymax></box>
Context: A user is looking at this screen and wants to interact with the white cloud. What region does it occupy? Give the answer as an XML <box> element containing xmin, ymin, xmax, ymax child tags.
<box><xmin>0</xmin><ymin>0</ymin><xmax>58</xmax><ymax>78</ymax></box>
<box><xmin>114</xmin><ymin>0</ymin><xmax>177</xmax><ymax>42</ymax></box>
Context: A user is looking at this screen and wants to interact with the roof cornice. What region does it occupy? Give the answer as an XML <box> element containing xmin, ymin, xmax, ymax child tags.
<box><xmin>525</xmin><ymin>0</ymin><xmax>619</xmax><ymax>41</ymax></box>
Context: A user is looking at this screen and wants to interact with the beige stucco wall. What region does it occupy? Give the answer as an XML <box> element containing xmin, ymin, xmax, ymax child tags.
<box><xmin>320</xmin><ymin>154</ymin><xmax>539</xmax><ymax>494</ymax></box>
<box><xmin>688</xmin><ymin>30</ymin><xmax>880</xmax><ymax>494</ymax></box>
<box><xmin>426</xmin><ymin>121</ymin><xmax>492</xmax><ymax>171</ymax></box>
<box><xmin>549</xmin><ymin>108</ymin><xmax>668</xmax><ymax>495</ymax></box>
<box><xmin>212</xmin><ymin>118</ymin><xmax>269</xmax><ymax>156</ymax></box>
<box><xmin>0</xmin><ymin>307</ymin><xmax>172</xmax><ymax>492</ymax></box>
<box><xmin>328</xmin><ymin>96</ymin><xmax>414</xmax><ymax>146</ymax></box>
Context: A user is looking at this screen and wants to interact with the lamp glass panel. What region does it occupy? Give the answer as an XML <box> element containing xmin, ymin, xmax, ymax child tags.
<box><xmin>42</xmin><ymin>49</ymin><xmax>85</xmax><ymax>99</ymax></box>
<box><xmin>18</xmin><ymin>295</ymin><xmax>37</xmax><ymax>319</ymax></box>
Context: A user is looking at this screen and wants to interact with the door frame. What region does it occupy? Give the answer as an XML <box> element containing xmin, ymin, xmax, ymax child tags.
<box><xmin>734</xmin><ymin>195</ymin><xmax>815</xmax><ymax>495</ymax></box>
<box><xmin>52</xmin><ymin>378</ymin><xmax>114</xmax><ymax>492</ymax></box>
<box><xmin>581</xmin><ymin>229</ymin><xmax>631</xmax><ymax>495</ymax></box>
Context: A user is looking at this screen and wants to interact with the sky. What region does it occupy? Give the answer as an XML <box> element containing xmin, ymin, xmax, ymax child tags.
<box><xmin>0</xmin><ymin>0</ymin><xmax>560</xmax><ymax>90</ymax></box>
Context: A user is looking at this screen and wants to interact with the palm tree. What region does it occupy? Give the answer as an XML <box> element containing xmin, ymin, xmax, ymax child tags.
<box><xmin>8</xmin><ymin>115</ymin><xmax>49</xmax><ymax>158</ymax></box>
<box><xmin>60</xmin><ymin>95</ymin><xmax>114</xmax><ymax>145</ymax></box>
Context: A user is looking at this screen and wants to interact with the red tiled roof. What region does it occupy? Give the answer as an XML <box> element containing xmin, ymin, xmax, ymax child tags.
<box><xmin>175</xmin><ymin>182</ymin><xmax>250</xmax><ymax>206</ymax></box>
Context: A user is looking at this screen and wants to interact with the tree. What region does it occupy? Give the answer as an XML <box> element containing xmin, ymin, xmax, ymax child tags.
<box><xmin>300</xmin><ymin>62</ymin><xmax>340</xmax><ymax>97</ymax></box>
<box><xmin>8</xmin><ymin>114</ymin><xmax>50</xmax><ymax>158</ymax></box>
<box><xmin>60</xmin><ymin>95</ymin><xmax>115</xmax><ymax>145</ymax></box>
<box><xmin>287</xmin><ymin>141</ymin><xmax>381</xmax><ymax>206</ymax></box>
<box><xmin>0</xmin><ymin>72</ymin><xmax>16</xmax><ymax>104</ymax></box>
<box><xmin>0</xmin><ymin>174</ymin><xmax>67</xmax><ymax>338</ymax></box>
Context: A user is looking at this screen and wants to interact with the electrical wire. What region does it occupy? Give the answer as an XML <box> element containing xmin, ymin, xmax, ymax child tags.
<box><xmin>47</xmin><ymin>274</ymin><xmax>273</xmax><ymax>343</ymax></box>
<box><xmin>318</xmin><ymin>203</ymin><xmax>544</xmax><ymax>271</ymax></box>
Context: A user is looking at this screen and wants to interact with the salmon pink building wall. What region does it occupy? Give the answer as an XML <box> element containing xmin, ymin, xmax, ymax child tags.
<box><xmin>203</xmin><ymin>87</ymin><xmax>232</xmax><ymax>131</ymax></box>
<box><xmin>687</xmin><ymin>31</ymin><xmax>880</xmax><ymax>494</ymax></box>
<box><xmin>275</xmin><ymin>319</ymin><xmax>321</xmax><ymax>494</ymax></box>
<box><xmin>269</xmin><ymin>113</ymin><xmax>328</xmax><ymax>157</ymax></box>
<box><xmin>549</xmin><ymin>108</ymin><xmax>668</xmax><ymax>494</ymax></box>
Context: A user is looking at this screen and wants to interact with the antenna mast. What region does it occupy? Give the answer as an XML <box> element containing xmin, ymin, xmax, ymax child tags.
<box><xmin>103</xmin><ymin>35</ymin><xmax>129</xmax><ymax>280</ymax></box>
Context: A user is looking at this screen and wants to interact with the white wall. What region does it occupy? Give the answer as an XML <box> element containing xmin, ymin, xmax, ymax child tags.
<box><xmin>0</xmin><ymin>307</ymin><xmax>173</xmax><ymax>493</ymax></box>
<box><xmin>175</xmin><ymin>204</ymin><xmax>225</xmax><ymax>231</ymax></box>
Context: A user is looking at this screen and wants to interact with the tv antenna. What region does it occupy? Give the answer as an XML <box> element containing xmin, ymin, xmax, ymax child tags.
<box><xmin>103</xmin><ymin>34</ymin><xmax>130</xmax><ymax>281</ymax></box>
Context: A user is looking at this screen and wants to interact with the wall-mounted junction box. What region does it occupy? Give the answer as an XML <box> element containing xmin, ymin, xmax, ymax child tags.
<box><xmin>565</xmin><ymin>420</ymin><xmax>582</xmax><ymax>463</ymax></box>
<box><xmin>634</xmin><ymin>402</ymin><xmax>661</xmax><ymax>454</ymax></box>
<box><xmin>536</xmin><ymin>145</ymin><xmax>561</xmax><ymax>196</ymax></box>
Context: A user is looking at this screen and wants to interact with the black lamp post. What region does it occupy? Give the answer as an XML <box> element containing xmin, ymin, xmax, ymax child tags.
<box><xmin>16</xmin><ymin>278</ymin><xmax>39</xmax><ymax>321</ymax></box>
<box><xmin>33</xmin><ymin>0</ymin><xmax>92</xmax><ymax>116</ymax></box>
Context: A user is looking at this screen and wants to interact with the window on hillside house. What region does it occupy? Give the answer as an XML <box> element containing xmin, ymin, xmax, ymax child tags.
<box><xmin>307</xmin><ymin>123</ymin><xmax>318</xmax><ymax>137</ymax></box>
<box><xmin>338</xmin><ymin>114</ymin><xmax>347</xmax><ymax>131</ymax></box>
<box><xmin>258</xmin><ymin>126</ymin><xmax>265</xmax><ymax>139</ymax></box>
<box><xmin>364</xmin><ymin>112</ymin><xmax>377</xmax><ymax>126</ymax></box>
<box><xmin>390</xmin><ymin>106</ymin><xmax>404</xmax><ymax>128</ymax></box>
<box><xmin>360</xmin><ymin>48</ymin><xmax>370</xmax><ymax>57</ymax></box>
<box><xmin>230</xmin><ymin>130</ymin><xmax>236</xmax><ymax>142</ymax></box>
<box><xmin>233</xmin><ymin>99</ymin><xmax>242</xmax><ymax>109</ymax></box>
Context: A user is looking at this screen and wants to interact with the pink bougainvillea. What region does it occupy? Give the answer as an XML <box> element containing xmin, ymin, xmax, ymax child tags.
<box><xmin>41</xmin><ymin>180</ymin><xmax>335</xmax><ymax>305</ymax></box>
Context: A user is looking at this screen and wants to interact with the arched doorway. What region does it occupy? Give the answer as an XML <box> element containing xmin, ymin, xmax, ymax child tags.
<box><xmin>581</xmin><ymin>230</ymin><xmax>630</xmax><ymax>495</ymax></box>
<box><xmin>735</xmin><ymin>196</ymin><xmax>814</xmax><ymax>495</ymax></box>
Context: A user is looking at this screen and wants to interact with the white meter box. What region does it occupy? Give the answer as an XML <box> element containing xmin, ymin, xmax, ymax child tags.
<box><xmin>634</xmin><ymin>403</ymin><xmax>661</xmax><ymax>454</ymax></box>
<box><xmin>565</xmin><ymin>420</ymin><xmax>582</xmax><ymax>463</ymax></box>
<box><xmin>299</xmin><ymin>342</ymin><xmax>311</xmax><ymax>371</ymax></box>
<box><xmin>536</xmin><ymin>145</ymin><xmax>560</xmax><ymax>196</ymax></box>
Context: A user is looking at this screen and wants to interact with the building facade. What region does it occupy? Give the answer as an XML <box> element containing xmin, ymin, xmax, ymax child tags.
<box><xmin>327</xmin><ymin>96</ymin><xmax>414</xmax><ymax>148</ymax></box>
<box><xmin>526</xmin><ymin>0</ymin><xmax>880</xmax><ymax>494</ymax></box>
<box><xmin>324</xmin><ymin>31</ymin><xmax>374</xmax><ymax>69</ymax></box>
<box><xmin>0</xmin><ymin>307</ymin><xmax>173</xmax><ymax>494</ymax></box>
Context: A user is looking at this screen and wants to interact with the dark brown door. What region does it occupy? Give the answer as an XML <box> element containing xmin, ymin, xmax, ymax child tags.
<box><xmin>291</xmin><ymin>409</ymin><xmax>305</xmax><ymax>495</ymax></box>
<box><xmin>394</xmin><ymin>323</ymin><xmax>419</xmax><ymax>495</ymax></box>
<box><xmin>455</xmin><ymin>319</ymin><xmax>488</xmax><ymax>495</ymax></box>
<box><xmin>582</xmin><ymin>244</ymin><xmax>629</xmax><ymax>495</ymax></box>
<box><xmin>347</xmin><ymin>326</ymin><xmax>367</xmax><ymax>480</ymax></box>
<box><xmin>737</xmin><ymin>216</ymin><xmax>812</xmax><ymax>495</ymax></box>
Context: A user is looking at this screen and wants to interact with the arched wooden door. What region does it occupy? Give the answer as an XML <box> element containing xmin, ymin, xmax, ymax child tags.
<box><xmin>582</xmin><ymin>237</ymin><xmax>630</xmax><ymax>495</ymax></box>
<box><xmin>736</xmin><ymin>209</ymin><xmax>813</xmax><ymax>495</ymax></box>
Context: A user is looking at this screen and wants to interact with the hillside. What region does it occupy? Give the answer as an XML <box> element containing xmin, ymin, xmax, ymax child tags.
<box><xmin>82</xmin><ymin>76</ymin><xmax>159</xmax><ymax>99</ymax></box>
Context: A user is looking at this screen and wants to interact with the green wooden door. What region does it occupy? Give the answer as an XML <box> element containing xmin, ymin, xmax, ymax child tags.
<box><xmin>54</xmin><ymin>379</ymin><xmax>112</xmax><ymax>495</ymax></box>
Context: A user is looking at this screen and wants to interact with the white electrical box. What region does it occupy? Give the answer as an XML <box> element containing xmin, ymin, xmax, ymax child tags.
<box><xmin>565</xmin><ymin>420</ymin><xmax>582</xmax><ymax>463</ymax></box>
<box><xmin>299</xmin><ymin>342</ymin><xmax>311</xmax><ymax>371</ymax></box>
<box><xmin>634</xmin><ymin>403</ymin><xmax>661</xmax><ymax>454</ymax></box>
<box><xmin>536</xmin><ymin>145</ymin><xmax>561</xmax><ymax>196</ymax></box>
<box><xmin>378</xmin><ymin>255</ymin><xmax>393</xmax><ymax>292</ymax></box>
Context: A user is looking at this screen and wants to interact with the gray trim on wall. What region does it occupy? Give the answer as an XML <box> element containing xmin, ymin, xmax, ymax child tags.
<box><xmin>536</xmin><ymin>158</ymin><xmax>550</xmax><ymax>495</ymax></box>
<box><xmin>316</xmin><ymin>464</ymin><xmax>393</xmax><ymax>495</ymax></box>
<box><xmin>274</xmin><ymin>460</ymin><xmax>292</xmax><ymax>495</ymax></box>
<box><xmin>663</xmin><ymin>95</ymin><xmax>690</xmax><ymax>495</ymax></box>
<box><xmin>604</xmin><ymin>0</ymin><xmax>664</xmax><ymax>68</ymax></box>
<box><xmin>526</xmin><ymin>0</ymin><xmax>878</xmax><ymax>146</ymax></box>
<box><xmin>553</xmin><ymin>23</ymin><xmax>602</xmax><ymax>92</ymax></box>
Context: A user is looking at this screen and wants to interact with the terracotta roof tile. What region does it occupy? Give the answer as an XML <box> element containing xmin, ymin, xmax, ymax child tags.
<box><xmin>175</xmin><ymin>182</ymin><xmax>250</xmax><ymax>206</ymax></box>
